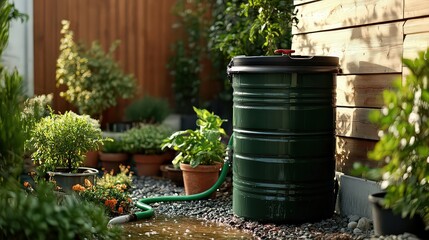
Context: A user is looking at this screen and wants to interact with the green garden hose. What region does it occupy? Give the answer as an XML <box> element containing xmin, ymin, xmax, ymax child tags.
<box><xmin>108</xmin><ymin>136</ymin><xmax>233</xmax><ymax>225</ymax></box>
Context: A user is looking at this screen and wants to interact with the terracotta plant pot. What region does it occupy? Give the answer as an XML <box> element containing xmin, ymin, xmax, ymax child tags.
<box><xmin>99</xmin><ymin>152</ymin><xmax>128</xmax><ymax>174</ymax></box>
<box><xmin>160</xmin><ymin>164</ymin><xmax>169</xmax><ymax>178</ymax></box>
<box><xmin>133</xmin><ymin>154</ymin><xmax>166</xmax><ymax>176</ymax></box>
<box><xmin>166</xmin><ymin>164</ymin><xmax>184</xmax><ymax>186</ymax></box>
<box><xmin>83</xmin><ymin>150</ymin><xmax>99</xmax><ymax>168</ymax></box>
<box><xmin>180</xmin><ymin>162</ymin><xmax>222</xmax><ymax>198</ymax></box>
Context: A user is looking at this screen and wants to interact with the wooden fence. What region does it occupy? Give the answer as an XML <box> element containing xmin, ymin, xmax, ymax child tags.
<box><xmin>33</xmin><ymin>0</ymin><xmax>190</xmax><ymax>124</ymax></box>
<box><xmin>292</xmin><ymin>0</ymin><xmax>429</xmax><ymax>173</ymax></box>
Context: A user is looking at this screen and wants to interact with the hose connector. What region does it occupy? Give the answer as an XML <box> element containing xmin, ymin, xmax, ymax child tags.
<box><xmin>108</xmin><ymin>214</ymin><xmax>137</xmax><ymax>225</ymax></box>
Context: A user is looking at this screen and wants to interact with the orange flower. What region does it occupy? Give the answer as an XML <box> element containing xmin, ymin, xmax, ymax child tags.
<box><xmin>72</xmin><ymin>184</ymin><xmax>86</xmax><ymax>192</ymax></box>
<box><xmin>23</xmin><ymin>181</ymin><xmax>30</xmax><ymax>188</ymax></box>
<box><xmin>118</xmin><ymin>206</ymin><xmax>124</xmax><ymax>214</ymax></box>
<box><xmin>104</xmin><ymin>198</ymin><xmax>118</xmax><ymax>210</ymax></box>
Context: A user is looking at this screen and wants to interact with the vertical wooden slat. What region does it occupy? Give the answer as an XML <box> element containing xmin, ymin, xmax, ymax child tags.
<box><xmin>77</xmin><ymin>0</ymin><xmax>89</xmax><ymax>43</ymax></box>
<box><xmin>98</xmin><ymin>1</ymin><xmax>108</xmax><ymax>50</ymax></box>
<box><xmin>117</xmin><ymin>0</ymin><xmax>127</xmax><ymax>70</ymax></box>
<box><xmin>136</xmin><ymin>0</ymin><xmax>145</xmax><ymax>97</ymax></box>
<box><xmin>87</xmin><ymin>0</ymin><xmax>98</xmax><ymax>44</ymax></box>
<box><xmin>33</xmin><ymin>0</ymin><xmax>45</xmax><ymax>95</ymax></box>
<box><xmin>44</xmin><ymin>0</ymin><xmax>57</xmax><ymax>109</ymax></box>
<box><xmin>55</xmin><ymin>0</ymin><xmax>69</xmax><ymax>112</ymax></box>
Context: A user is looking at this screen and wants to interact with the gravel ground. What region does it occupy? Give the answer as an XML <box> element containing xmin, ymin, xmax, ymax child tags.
<box><xmin>130</xmin><ymin>176</ymin><xmax>422</xmax><ymax>240</ymax></box>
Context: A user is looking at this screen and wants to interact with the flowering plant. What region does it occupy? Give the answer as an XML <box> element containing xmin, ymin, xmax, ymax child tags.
<box><xmin>72</xmin><ymin>165</ymin><xmax>133</xmax><ymax>216</ymax></box>
<box><xmin>368</xmin><ymin>50</ymin><xmax>429</xmax><ymax>228</ymax></box>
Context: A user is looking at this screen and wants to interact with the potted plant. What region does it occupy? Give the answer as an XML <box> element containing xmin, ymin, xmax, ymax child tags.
<box><xmin>30</xmin><ymin>111</ymin><xmax>106</xmax><ymax>192</ymax></box>
<box><xmin>123</xmin><ymin>124</ymin><xmax>173</xmax><ymax>176</ymax></box>
<box><xmin>162</xmin><ymin>107</ymin><xmax>227</xmax><ymax>197</ymax></box>
<box><xmin>99</xmin><ymin>138</ymin><xmax>129</xmax><ymax>174</ymax></box>
<box><xmin>56</xmin><ymin>20</ymin><xmax>136</xmax><ymax>164</ymax></box>
<box><xmin>367</xmin><ymin>50</ymin><xmax>429</xmax><ymax>238</ymax></box>
<box><xmin>56</xmin><ymin>20</ymin><xmax>136</xmax><ymax>121</ymax></box>
<box><xmin>124</xmin><ymin>95</ymin><xmax>170</xmax><ymax>125</ymax></box>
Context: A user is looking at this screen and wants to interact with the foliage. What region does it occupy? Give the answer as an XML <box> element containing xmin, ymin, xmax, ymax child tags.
<box><xmin>30</xmin><ymin>111</ymin><xmax>106</xmax><ymax>174</ymax></box>
<box><xmin>56</xmin><ymin>20</ymin><xmax>136</xmax><ymax>119</ymax></box>
<box><xmin>0</xmin><ymin>181</ymin><xmax>122</xmax><ymax>240</ymax></box>
<box><xmin>208</xmin><ymin>0</ymin><xmax>296</xmax><ymax>101</ymax></box>
<box><xmin>168</xmin><ymin>0</ymin><xmax>213</xmax><ymax>114</ymax></box>
<box><xmin>0</xmin><ymin>0</ymin><xmax>28</xmax><ymax>56</ymax></box>
<box><xmin>123</xmin><ymin>124</ymin><xmax>173</xmax><ymax>154</ymax></box>
<box><xmin>22</xmin><ymin>94</ymin><xmax>53</xmax><ymax>154</ymax></box>
<box><xmin>208</xmin><ymin>0</ymin><xmax>296</xmax><ymax>60</ymax></box>
<box><xmin>98</xmin><ymin>165</ymin><xmax>133</xmax><ymax>190</ymax></box>
<box><xmin>162</xmin><ymin>107</ymin><xmax>226</xmax><ymax>168</ymax></box>
<box><xmin>125</xmin><ymin>95</ymin><xmax>170</xmax><ymax>123</ymax></box>
<box><xmin>0</xmin><ymin>67</ymin><xmax>24</xmax><ymax>182</ymax></box>
<box><xmin>368</xmin><ymin>49</ymin><xmax>429</xmax><ymax>229</ymax></box>
<box><xmin>101</xmin><ymin>138</ymin><xmax>126</xmax><ymax>153</ymax></box>
<box><xmin>350</xmin><ymin>162</ymin><xmax>382</xmax><ymax>181</ymax></box>
<box><xmin>73</xmin><ymin>165</ymin><xmax>133</xmax><ymax>216</ymax></box>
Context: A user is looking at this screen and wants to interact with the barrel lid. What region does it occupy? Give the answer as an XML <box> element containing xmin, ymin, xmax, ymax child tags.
<box><xmin>230</xmin><ymin>55</ymin><xmax>339</xmax><ymax>67</ymax></box>
<box><xmin>227</xmin><ymin>50</ymin><xmax>340</xmax><ymax>76</ymax></box>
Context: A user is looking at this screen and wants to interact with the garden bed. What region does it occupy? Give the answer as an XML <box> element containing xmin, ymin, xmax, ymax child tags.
<box><xmin>129</xmin><ymin>176</ymin><xmax>367</xmax><ymax>240</ymax></box>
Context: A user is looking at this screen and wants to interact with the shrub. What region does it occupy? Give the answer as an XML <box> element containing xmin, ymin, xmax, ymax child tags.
<box><xmin>123</xmin><ymin>124</ymin><xmax>173</xmax><ymax>154</ymax></box>
<box><xmin>0</xmin><ymin>67</ymin><xmax>24</xmax><ymax>182</ymax></box>
<box><xmin>368</xmin><ymin>49</ymin><xmax>429</xmax><ymax>228</ymax></box>
<box><xmin>56</xmin><ymin>20</ymin><xmax>136</xmax><ymax>120</ymax></box>
<box><xmin>101</xmin><ymin>138</ymin><xmax>126</xmax><ymax>153</ymax></box>
<box><xmin>30</xmin><ymin>111</ymin><xmax>105</xmax><ymax>174</ymax></box>
<box><xmin>125</xmin><ymin>95</ymin><xmax>170</xmax><ymax>124</ymax></box>
<box><xmin>0</xmin><ymin>182</ymin><xmax>122</xmax><ymax>239</ymax></box>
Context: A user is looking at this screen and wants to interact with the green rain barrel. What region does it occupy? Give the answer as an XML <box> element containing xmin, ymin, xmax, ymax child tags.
<box><xmin>227</xmin><ymin>51</ymin><xmax>339</xmax><ymax>222</ymax></box>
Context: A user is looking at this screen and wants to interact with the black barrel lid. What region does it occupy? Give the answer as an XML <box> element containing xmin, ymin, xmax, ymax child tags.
<box><xmin>227</xmin><ymin>49</ymin><xmax>340</xmax><ymax>76</ymax></box>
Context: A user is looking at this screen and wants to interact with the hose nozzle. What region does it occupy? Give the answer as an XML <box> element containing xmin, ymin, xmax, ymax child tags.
<box><xmin>108</xmin><ymin>214</ymin><xmax>137</xmax><ymax>225</ymax></box>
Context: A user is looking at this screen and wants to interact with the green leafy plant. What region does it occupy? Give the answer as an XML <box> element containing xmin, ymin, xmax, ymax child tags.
<box><xmin>350</xmin><ymin>162</ymin><xmax>382</xmax><ymax>181</ymax></box>
<box><xmin>0</xmin><ymin>67</ymin><xmax>24</xmax><ymax>182</ymax></box>
<box><xmin>72</xmin><ymin>166</ymin><xmax>133</xmax><ymax>216</ymax></box>
<box><xmin>97</xmin><ymin>164</ymin><xmax>133</xmax><ymax>189</ymax></box>
<box><xmin>209</xmin><ymin>0</ymin><xmax>296</xmax><ymax>60</ymax></box>
<box><xmin>208</xmin><ymin>0</ymin><xmax>296</xmax><ymax>102</ymax></box>
<box><xmin>0</xmin><ymin>0</ymin><xmax>28</xmax><ymax>56</ymax></box>
<box><xmin>30</xmin><ymin>111</ymin><xmax>106</xmax><ymax>174</ymax></box>
<box><xmin>22</xmin><ymin>94</ymin><xmax>53</xmax><ymax>154</ymax></box>
<box><xmin>125</xmin><ymin>95</ymin><xmax>170</xmax><ymax>124</ymax></box>
<box><xmin>168</xmin><ymin>0</ymin><xmax>213</xmax><ymax>114</ymax></box>
<box><xmin>162</xmin><ymin>107</ymin><xmax>226</xmax><ymax>167</ymax></box>
<box><xmin>368</xmin><ymin>49</ymin><xmax>429</xmax><ymax>229</ymax></box>
<box><xmin>101</xmin><ymin>138</ymin><xmax>126</xmax><ymax>153</ymax></box>
<box><xmin>56</xmin><ymin>20</ymin><xmax>136</xmax><ymax>120</ymax></box>
<box><xmin>0</xmin><ymin>181</ymin><xmax>122</xmax><ymax>239</ymax></box>
<box><xmin>123</xmin><ymin>124</ymin><xmax>173</xmax><ymax>154</ymax></box>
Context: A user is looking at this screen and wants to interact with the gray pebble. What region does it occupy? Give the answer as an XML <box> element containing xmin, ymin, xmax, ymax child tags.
<box><xmin>129</xmin><ymin>176</ymin><xmax>402</xmax><ymax>240</ymax></box>
<box><xmin>353</xmin><ymin>228</ymin><xmax>363</xmax><ymax>234</ymax></box>
<box><xmin>357</xmin><ymin>217</ymin><xmax>370</xmax><ymax>231</ymax></box>
<box><xmin>348</xmin><ymin>221</ymin><xmax>358</xmax><ymax>229</ymax></box>
<box><xmin>349</xmin><ymin>215</ymin><xmax>360</xmax><ymax>222</ymax></box>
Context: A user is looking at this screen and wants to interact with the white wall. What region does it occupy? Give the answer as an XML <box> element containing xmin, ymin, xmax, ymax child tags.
<box><xmin>3</xmin><ymin>0</ymin><xmax>34</xmax><ymax>96</ymax></box>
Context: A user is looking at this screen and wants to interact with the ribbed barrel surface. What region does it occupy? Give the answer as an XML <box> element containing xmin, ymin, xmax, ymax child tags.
<box><xmin>228</xmin><ymin>55</ymin><xmax>339</xmax><ymax>222</ymax></box>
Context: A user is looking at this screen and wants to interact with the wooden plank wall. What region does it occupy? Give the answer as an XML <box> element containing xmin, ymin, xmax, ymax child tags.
<box><xmin>33</xmin><ymin>0</ymin><xmax>180</xmax><ymax>125</ymax></box>
<box><xmin>292</xmin><ymin>0</ymin><xmax>429</xmax><ymax>173</ymax></box>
